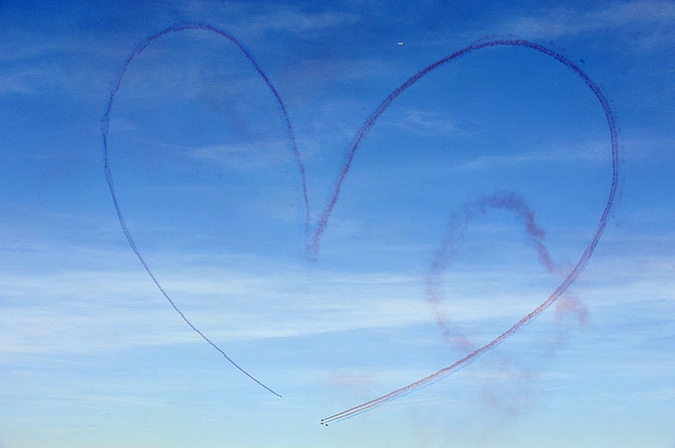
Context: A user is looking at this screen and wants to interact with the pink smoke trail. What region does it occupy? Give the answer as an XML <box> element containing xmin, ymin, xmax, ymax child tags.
<box><xmin>321</xmin><ymin>39</ymin><xmax>619</xmax><ymax>425</ymax></box>
<box><xmin>425</xmin><ymin>191</ymin><xmax>560</xmax><ymax>349</ymax></box>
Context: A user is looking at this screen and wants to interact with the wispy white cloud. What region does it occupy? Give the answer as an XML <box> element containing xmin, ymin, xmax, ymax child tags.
<box><xmin>0</xmin><ymin>262</ymin><xmax>430</xmax><ymax>356</ymax></box>
<box><xmin>1</xmin><ymin>5</ymin><xmax>345</xmax><ymax>99</ymax></box>
<box><xmin>172</xmin><ymin>0</ymin><xmax>359</xmax><ymax>36</ymax></box>
<box><xmin>0</xmin><ymin>237</ymin><xmax>540</xmax><ymax>355</ymax></box>
<box><xmin>388</xmin><ymin>109</ymin><xmax>462</xmax><ymax>136</ymax></box>
<box><xmin>0</xmin><ymin>71</ymin><xmax>39</xmax><ymax>95</ymax></box>
<box><xmin>119</xmin><ymin>135</ymin><xmax>299</xmax><ymax>172</ymax></box>
<box><xmin>250</xmin><ymin>9</ymin><xmax>359</xmax><ymax>34</ymax></box>
<box><xmin>499</xmin><ymin>0</ymin><xmax>675</xmax><ymax>48</ymax></box>
<box><xmin>444</xmin><ymin>134</ymin><xmax>675</xmax><ymax>173</ymax></box>
<box><xmin>186</xmin><ymin>138</ymin><xmax>294</xmax><ymax>170</ymax></box>
<box><xmin>0</xmin><ymin>16</ymin><xmax>134</xmax><ymax>98</ymax></box>
<box><xmin>3</xmin><ymin>235</ymin><xmax>671</xmax><ymax>359</ymax></box>
<box><xmin>449</xmin><ymin>138</ymin><xmax>610</xmax><ymax>172</ymax></box>
<box><xmin>0</xmin><ymin>57</ymin><xmax>109</xmax><ymax>98</ymax></box>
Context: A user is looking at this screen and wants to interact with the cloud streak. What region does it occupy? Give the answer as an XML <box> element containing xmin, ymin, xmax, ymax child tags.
<box><xmin>4</xmin><ymin>242</ymin><xmax>672</xmax><ymax>358</ymax></box>
<box><xmin>500</xmin><ymin>0</ymin><xmax>675</xmax><ymax>47</ymax></box>
<box><xmin>0</xmin><ymin>239</ymin><xmax>606</xmax><ymax>357</ymax></box>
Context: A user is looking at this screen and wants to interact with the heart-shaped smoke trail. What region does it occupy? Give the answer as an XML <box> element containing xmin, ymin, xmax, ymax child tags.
<box><xmin>102</xmin><ymin>24</ymin><xmax>618</xmax><ymax>415</ymax></box>
<box><xmin>320</xmin><ymin>39</ymin><xmax>618</xmax><ymax>425</ymax></box>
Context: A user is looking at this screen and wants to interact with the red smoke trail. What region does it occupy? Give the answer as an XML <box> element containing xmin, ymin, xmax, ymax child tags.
<box><xmin>101</xmin><ymin>22</ymin><xmax>313</xmax><ymax>398</ymax></box>
<box><xmin>425</xmin><ymin>191</ymin><xmax>560</xmax><ymax>349</ymax></box>
<box><xmin>321</xmin><ymin>39</ymin><xmax>619</xmax><ymax>425</ymax></box>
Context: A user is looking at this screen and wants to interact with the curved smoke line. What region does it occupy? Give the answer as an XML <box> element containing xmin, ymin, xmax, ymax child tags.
<box><xmin>321</xmin><ymin>39</ymin><xmax>619</xmax><ymax>425</ymax></box>
<box><xmin>101</xmin><ymin>22</ymin><xmax>314</xmax><ymax>398</ymax></box>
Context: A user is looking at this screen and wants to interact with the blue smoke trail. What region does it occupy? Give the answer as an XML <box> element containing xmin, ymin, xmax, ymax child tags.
<box><xmin>101</xmin><ymin>22</ymin><xmax>313</xmax><ymax>398</ymax></box>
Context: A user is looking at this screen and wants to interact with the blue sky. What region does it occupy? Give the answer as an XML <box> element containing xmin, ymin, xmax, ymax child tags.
<box><xmin>1</xmin><ymin>0</ymin><xmax>674</xmax><ymax>447</ymax></box>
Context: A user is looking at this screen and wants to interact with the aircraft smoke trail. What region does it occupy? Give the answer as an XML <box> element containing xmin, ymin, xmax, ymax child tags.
<box><xmin>321</xmin><ymin>39</ymin><xmax>619</xmax><ymax>425</ymax></box>
<box><xmin>101</xmin><ymin>26</ymin><xmax>618</xmax><ymax>416</ymax></box>
<box><xmin>101</xmin><ymin>22</ymin><xmax>313</xmax><ymax>398</ymax></box>
<box><xmin>425</xmin><ymin>191</ymin><xmax>560</xmax><ymax>346</ymax></box>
